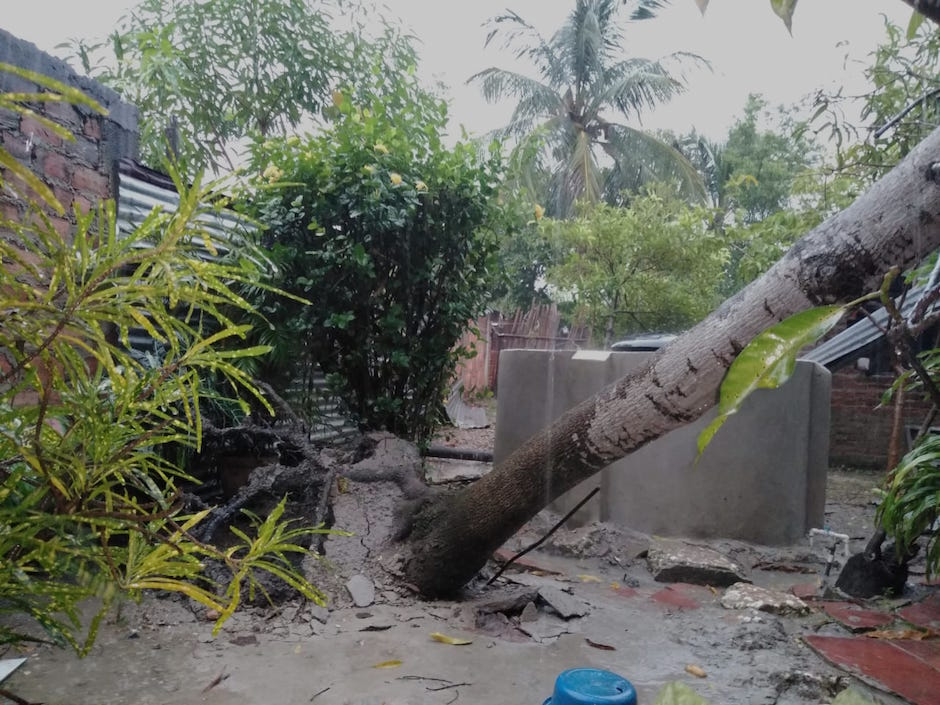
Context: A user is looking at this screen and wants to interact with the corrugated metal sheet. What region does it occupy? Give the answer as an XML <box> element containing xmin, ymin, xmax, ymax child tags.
<box><xmin>802</xmin><ymin>286</ymin><xmax>930</xmax><ymax>367</ymax></box>
<box><xmin>116</xmin><ymin>161</ymin><xmax>355</xmax><ymax>443</ymax></box>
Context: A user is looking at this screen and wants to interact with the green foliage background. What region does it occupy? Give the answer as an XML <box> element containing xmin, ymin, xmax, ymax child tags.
<box><xmin>247</xmin><ymin>81</ymin><xmax>505</xmax><ymax>443</ymax></box>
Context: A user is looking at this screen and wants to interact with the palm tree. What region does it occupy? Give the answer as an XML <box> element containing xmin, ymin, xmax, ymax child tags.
<box><xmin>471</xmin><ymin>0</ymin><xmax>706</xmax><ymax>217</ymax></box>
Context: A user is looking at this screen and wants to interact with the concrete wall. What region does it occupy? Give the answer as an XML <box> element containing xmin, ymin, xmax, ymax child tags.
<box><xmin>494</xmin><ymin>349</ymin><xmax>831</xmax><ymax>545</ymax></box>
<box><xmin>0</xmin><ymin>28</ymin><xmax>138</xmax><ymax>237</ymax></box>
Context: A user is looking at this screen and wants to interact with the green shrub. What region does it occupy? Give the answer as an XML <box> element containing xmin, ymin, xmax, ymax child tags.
<box><xmin>0</xmin><ymin>66</ymin><xmax>327</xmax><ymax>653</ymax></box>
<box><xmin>248</xmin><ymin>83</ymin><xmax>504</xmax><ymax>443</ymax></box>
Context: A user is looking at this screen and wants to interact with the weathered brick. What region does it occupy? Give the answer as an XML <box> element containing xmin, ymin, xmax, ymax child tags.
<box><xmin>2</xmin><ymin>130</ymin><xmax>30</xmax><ymax>160</ymax></box>
<box><xmin>74</xmin><ymin>193</ymin><xmax>96</xmax><ymax>216</ymax></box>
<box><xmin>83</xmin><ymin>116</ymin><xmax>101</xmax><ymax>140</ymax></box>
<box><xmin>44</xmin><ymin>100</ymin><xmax>81</xmax><ymax>130</ymax></box>
<box><xmin>68</xmin><ymin>136</ymin><xmax>100</xmax><ymax>167</ymax></box>
<box><xmin>41</xmin><ymin>150</ymin><xmax>69</xmax><ymax>181</ymax></box>
<box><xmin>71</xmin><ymin>166</ymin><xmax>109</xmax><ymax>198</ymax></box>
<box><xmin>20</xmin><ymin>115</ymin><xmax>64</xmax><ymax>148</ymax></box>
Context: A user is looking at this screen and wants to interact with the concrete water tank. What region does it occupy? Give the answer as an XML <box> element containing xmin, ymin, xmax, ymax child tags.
<box><xmin>493</xmin><ymin>349</ymin><xmax>830</xmax><ymax>545</ymax></box>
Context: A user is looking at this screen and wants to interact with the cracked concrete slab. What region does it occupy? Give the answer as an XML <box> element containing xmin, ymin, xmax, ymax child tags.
<box><xmin>647</xmin><ymin>538</ymin><xmax>748</xmax><ymax>587</ymax></box>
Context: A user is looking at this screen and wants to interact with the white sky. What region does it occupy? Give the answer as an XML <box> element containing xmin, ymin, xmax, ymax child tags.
<box><xmin>1</xmin><ymin>0</ymin><xmax>913</xmax><ymax>141</ymax></box>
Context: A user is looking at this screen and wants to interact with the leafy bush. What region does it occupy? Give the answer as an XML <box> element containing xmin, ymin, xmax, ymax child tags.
<box><xmin>878</xmin><ymin>434</ymin><xmax>940</xmax><ymax>577</ymax></box>
<box><xmin>248</xmin><ymin>81</ymin><xmax>504</xmax><ymax>443</ymax></box>
<box><xmin>545</xmin><ymin>193</ymin><xmax>727</xmax><ymax>345</ymax></box>
<box><xmin>0</xmin><ymin>67</ymin><xmax>327</xmax><ymax>653</ymax></box>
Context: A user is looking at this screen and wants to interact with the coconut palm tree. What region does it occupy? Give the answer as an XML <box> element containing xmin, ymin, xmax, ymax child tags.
<box><xmin>471</xmin><ymin>0</ymin><xmax>706</xmax><ymax>217</ymax></box>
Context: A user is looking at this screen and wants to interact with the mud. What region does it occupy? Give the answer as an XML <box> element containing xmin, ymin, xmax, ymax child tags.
<box><xmin>0</xmin><ymin>417</ymin><xmax>924</xmax><ymax>705</ymax></box>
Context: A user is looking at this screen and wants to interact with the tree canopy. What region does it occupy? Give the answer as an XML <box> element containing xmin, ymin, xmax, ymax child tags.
<box><xmin>71</xmin><ymin>0</ymin><xmax>412</xmax><ymax>173</ymax></box>
<box><xmin>471</xmin><ymin>0</ymin><xmax>706</xmax><ymax>218</ymax></box>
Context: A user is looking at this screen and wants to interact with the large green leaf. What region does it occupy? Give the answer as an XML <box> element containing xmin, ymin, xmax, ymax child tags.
<box><xmin>697</xmin><ymin>304</ymin><xmax>846</xmax><ymax>457</ymax></box>
<box><xmin>770</xmin><ymin>0</ymin><xmax>799</xmax><ymax>32</ymax></box>
<box><xmin>654</xmin><ymin>682</ymin><xmax>711</xmax><ymax>705</ymax></box>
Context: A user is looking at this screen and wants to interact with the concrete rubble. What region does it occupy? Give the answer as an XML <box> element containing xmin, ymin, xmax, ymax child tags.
<box><xmin>647</xmin><ymin>537</ymin><xmax>749</xmax><ymax>586</ymax></box>
<box><xmin>538</xmin><ymin>586</ymin><xmax>589</xmax><ymax>619</ymax></box>
<box><xmin>721</xmin><ymin>582</ymin><xmax>811</xmax><ymax>615</ymax></box>
<box><xmin>345</xmin><ymin>574</ymin><xmax>376</xmax><ymax>608</ymax></box>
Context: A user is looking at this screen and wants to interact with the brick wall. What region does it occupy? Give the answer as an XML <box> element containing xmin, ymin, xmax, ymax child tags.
<box><xmin>829</xmin><ymin>366</ymin><xmax>934</xmax><ymax>469</ymax></box>
<box><xmin>0</xmin><ymin>28</ymin><xmax>138</xmax><ymax>238</ymax></box>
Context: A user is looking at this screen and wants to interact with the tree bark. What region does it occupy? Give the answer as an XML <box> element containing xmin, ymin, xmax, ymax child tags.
<box><xmin>399</xmin><ymin>126</ymin><xmax>940</xmax><ymax>597</ymax></box>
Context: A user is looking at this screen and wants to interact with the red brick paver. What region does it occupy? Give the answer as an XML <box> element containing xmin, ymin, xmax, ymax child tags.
<box><xmin>899</xmin><ymin>593</ymin><xmax>940</xmax><ymax>631</ymax></box>
<box><xmin>817</xmin><ymin>601</ymin><xmax>895</xmax><ymax>631</ymax></box>
<box><xmin>805</xmin><ymin>635</ymin><xmax>940</xmax><ymax>705</ymax></box>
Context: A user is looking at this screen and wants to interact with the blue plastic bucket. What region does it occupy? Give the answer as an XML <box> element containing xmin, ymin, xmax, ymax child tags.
<box><xmin>542</xmin><ymin>668</ymin><xmax>637</xmax><ymax>705</ymax></box>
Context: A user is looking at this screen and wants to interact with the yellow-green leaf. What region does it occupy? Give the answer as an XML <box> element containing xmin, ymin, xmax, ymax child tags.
<box><xmin>654</xmin><ymin>681</ymin><xmax>711</xmax><ymax>705</ymax></box>
<box><xmin>832</xmin><ymin>687</ymin><xmax>880</xmax><ymax>705</ymax></box>
<box><xmin>770</xmin><ymin>0</ymin><xmax>798</xmax><ymax>33</ymax></box>
<box><xmin>0</xmin><ymin>148</ymin><xmax>62</xmax><ymax>213</ymax></box>
<box><xmin>697</xmin><ymin>305</ymin><xmax>846</xmax><ymax>458</ymax></box>
<box><xmin>372</xmin><ymin>660</ymin><xmax>403</xmax><ymax>669</ymax></box>
<box><xmin>907</xmin><ymin>10</ymin><xmax>926</xmax><ymax>40</ymax></box>
<box><xmin>577</xmin><ymin>574</ymin><xmax>602</xmax><ymax>583</ymax></box>
<box><xmin>429</xmin><ymin>632</ymin><xmax>472</xmax><ymax>645</ymax></box>
<box><xmin>0</xmin><ymin>62</ymin><xmax>105</xmax><ymax>114</ymax></box>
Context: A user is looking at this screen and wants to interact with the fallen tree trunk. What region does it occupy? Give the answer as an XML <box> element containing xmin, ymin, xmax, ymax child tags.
<box><xmin>398</xmin><ymin>125</ymin><xmax>940</xmax><ymax>596</ymax></box>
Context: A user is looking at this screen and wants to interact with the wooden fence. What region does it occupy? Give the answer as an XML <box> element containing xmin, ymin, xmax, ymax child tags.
<box><xmin>454</xmin><ymin>305</ymin><xmax>590</xmax><ymax>394</ymax></box>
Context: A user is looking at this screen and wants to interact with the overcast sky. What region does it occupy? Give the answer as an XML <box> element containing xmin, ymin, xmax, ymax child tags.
<box><xmin>1</xmin><ymin>1</ymin><xmax>913</xmax><ymax>141</ymax></box>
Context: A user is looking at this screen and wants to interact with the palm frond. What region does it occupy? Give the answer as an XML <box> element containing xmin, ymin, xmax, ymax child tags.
<box><xmin>595</xmin><ymin>58</ymin><xmax>687</xmax><ymax>119</ymax></box>
<box><xmin>602</xmin><ymin>123</ymin><xmax>707</xmax><ymax>202</ymax></box>
<box><xmin>626</xmin><ymin>0</ymin><xmax>671</xmax><ymax>22</ymax></box>
<box><xmin>469</xmin><ymin>67</ymin><xmax>561</xmax><ymax>114</ymax></box>
<box><xmin>481</xmin><ymin>11</ymin><xmax>565</xmax><ymax>84</ymax></box>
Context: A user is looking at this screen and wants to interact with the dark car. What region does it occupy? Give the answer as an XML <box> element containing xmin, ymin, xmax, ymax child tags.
<box><xmin>609</xmin><ymin>334</ymin><xmax>677</xmax><ymax>352</ymax></box>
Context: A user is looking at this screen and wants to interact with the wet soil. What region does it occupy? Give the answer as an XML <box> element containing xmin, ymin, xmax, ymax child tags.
<box><xmin>0</xmin><ymin>418</ymin><xmax>925</xmax><ymax>705</ymax></box>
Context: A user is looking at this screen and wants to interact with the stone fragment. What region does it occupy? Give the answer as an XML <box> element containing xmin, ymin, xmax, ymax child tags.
<box><xmin>505</xmin><ymin>573</ymin><xmax>568</xmax><ymax>590</ymax></box>
<box><xmin>721</xmin><ymin>582</ymin><xmax>810</xmax><ymax>615</ymax></box>
<box><xmin>520</xmin><ymin>601</ymin><xmax>539</xmax><ymax>623</ymax></box>
<box><xmin>345</xmin><ymin>574</ymin><xmax>376</xmax><ymax>607</ymax></box>
<box><xmin>538</xmin><ymin>586</ymin><xmax>589</xmax><ymax>619</ymax></box>
<box><xmin>472</xmin><ymin>586</ymin><xmax>540</xmax><ymax>616</ymax></box>
<box><xmin>307</xmin><ymin>604</ymin><xmax>330</xmax><ymax>624</ymax></box>
<box><xmin>647</xmin><ymin>538</ymin><xmax>747</xmax><ymax>587</ymax></box>
<box><xmin>517</xmin><ymin>613</ymin><xmax>573</xmax><ymax>643</ymax></box>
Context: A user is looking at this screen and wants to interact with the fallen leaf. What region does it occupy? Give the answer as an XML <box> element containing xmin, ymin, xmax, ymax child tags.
<box><xmin>707</xmin><ymin>586</ymin><xmax>719</xmax><ymax>596</ymax></box>
<box><xmin>585</xmin><ymin>638</ymin><xmax>616</xmax><ymax>651</ymax></box>
<box><xmin>577</xmin><ymin>574</ymin><xmax>601</xmax><ymax>583</ymax></box>
<box><xmin>373</xmin><ymin>660</ymin><xmax>403</xmax><ymax>669</ymax></box>
<box><xmin>610</xmin><ymin>582</ymin><xmax>621</xmax><ymax>589</ymax></box>
<box><xmin>430</xmin><ymin>632</ymin><xmax>472</xmax><ymax>645</ymax></box>
<box><xmin>685</xmin><ymin>664</ymin><xmax>707</xmax><ymax>679</ymax></box>
<box><xmin>201</xmin><ymin>670</ymin><xmax>229</xmax><ymax>694</ymax></box>
<box><xmin>832</xmin><ymin>687</ymin><xmax>880</xmax><ymax>705</ymax></box>
<box><xmin>337</xmin><ymin>477</ymin><xmax>349</xmax><ymax>493</ymax></box>
<box><xmin>654</xmin><ymin>681</ymin><xmax>711</xmax><ymax>705</ymax></box>
<box><xmin>865</xmin><ymin>628</ymin><xmax>934</xmax><ymax>640</ymax></box>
